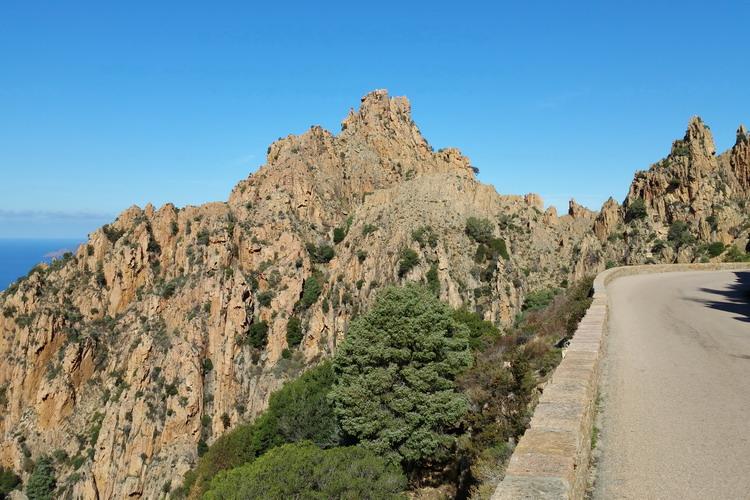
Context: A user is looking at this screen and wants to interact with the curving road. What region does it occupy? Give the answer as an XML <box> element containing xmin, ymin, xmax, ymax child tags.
<box><xmin>593</xmin><ymin>270</ymin><xmax>750</xmax><ymax>500</ymax></box>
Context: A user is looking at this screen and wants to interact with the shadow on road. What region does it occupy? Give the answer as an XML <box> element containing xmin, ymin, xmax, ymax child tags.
<box><xmin>694</xmin><ymin>271</ymin><xmax>750</xmax><ymax>323</ymax></box>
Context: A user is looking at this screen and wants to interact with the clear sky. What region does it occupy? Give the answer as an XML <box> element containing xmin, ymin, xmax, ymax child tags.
<box><xmin>2</xmin><ymin>0</ymin><xmax>749</xmax><ymax>238</ymax></box>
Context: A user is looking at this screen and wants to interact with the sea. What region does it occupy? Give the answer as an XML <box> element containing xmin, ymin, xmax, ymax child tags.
<box><xmin>0</xmin><ymin>239</ymin><xmax>83</xmax><ymax>291</ymax></box>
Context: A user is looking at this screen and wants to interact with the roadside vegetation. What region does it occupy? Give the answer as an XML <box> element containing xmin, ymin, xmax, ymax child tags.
<box><xmin>176</xmin><ymin>278</ymin><xmax>593</xmax><ymax>498</ymax></box>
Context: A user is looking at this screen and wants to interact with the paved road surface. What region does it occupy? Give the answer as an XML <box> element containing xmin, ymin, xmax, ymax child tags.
<box><xmin>593</xmin><ymin>271</ymin><xmax>750</xmax><ymax>500</ymax></box>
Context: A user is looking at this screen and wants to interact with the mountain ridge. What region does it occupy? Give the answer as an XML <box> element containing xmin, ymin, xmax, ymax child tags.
<box><xmin>1</xmin><ymin>90</ymin><xmax>748</xmax><ymax>498</ymax></box>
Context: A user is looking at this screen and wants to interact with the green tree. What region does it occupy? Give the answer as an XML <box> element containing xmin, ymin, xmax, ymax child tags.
<box><xmin>26</xmin><ymin>457</ymin><xmax>56</xmax><ymax>500</ymax></box>
<box><xmin>0</xmin><ymin>466</ymin><xmax>21</xmax><ymax>499</ymax></box>
<box><xmin>204</xmin><ymin>442</ymin><xmax>406</xmax><ymax>500</ymax></box>
<box><xmin>330</xmin><ymin>285</ymin><xmax>472</xmax><ymax>467</ymax></box>
<box><xmin>286</xmin><ymin>316</ymin><xmax>303</xmax><ymax>347</ymax></box>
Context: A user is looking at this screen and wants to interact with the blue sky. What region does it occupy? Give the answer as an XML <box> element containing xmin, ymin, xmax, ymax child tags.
<box><xmin>1</xmin><ymin>0</ymin><xmax>749</xmax><ymax>238</ymax></box>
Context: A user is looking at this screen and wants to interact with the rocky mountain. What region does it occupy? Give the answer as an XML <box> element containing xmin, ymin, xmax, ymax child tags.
<box><xmin>0</xmin><ymin>90</ymin><xmax>748</xmax><ymax>498</ymax></box>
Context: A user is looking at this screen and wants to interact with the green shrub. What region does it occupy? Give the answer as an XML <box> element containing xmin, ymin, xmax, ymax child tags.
<box><xmin>0</xmin><ymin>466</ymin><xmax>21</xmax><ymax>498</ymax></box>
<box><xmin>184</xmin><ymin>362</ymin><xmax>340</xmax><ymax>496</ymax></box>
<box><xmin>724</xmin><ymin>246</ymin><xmax>750</xmax><ymax>262</ymax></box>
<box><xmin>256</xmin><ymin>290</ymin><xmax>275</xmax><ymax>308</ymax></box>
<box><xmin>333</xmin><ymin>227</ymin><xmax>347</xmax><ymax>244</ymax></box>
<box><xmin>452</xmin><ymin>308</ymin><xmax>501</xmax><ymax>350</ymax></box>
<box><xmin>26</xmin><ymin>456</ymin><xmax>56</xmax><ymax>500</ymax></box>
<box><xmin>196</xmin><ymin>229</ymin><xmax>210</xmax><ymax>246</ymax></box>
<box><xmin>523</xmin><ymin>288</ymin><xmax>558</xmax><ymax>312</ymax></box>
<box><xmin>330</xmin><ymin>285</ymin><xmax>471</xmax><ymax>467</ymax></box>
<box><xmin>625</xmin><ymin>198</ymin><xmax>647</xmax><ymax>222</ymax></box>
<box><xmin>247</xmin><ymin>321</ymin><xmax>269</xmax><ymax>349</ymax></box>
<box><xmin>667</xmin><ymin>220</ymin><xmax>695</xmax><ymax>248</ymax></box>
<box><xmin>362</xmin><ymin>224</ymin><xmax>379</xmax><ymax>236</ymax></box>
<box><xmin>204</xmin><ymin>442</ymin><xmax>406</xmax><ymax>500</ymax></box>
<box><xmin>412</xmin><ymin>226</ymin><xmax>438</xmax><ymax>248</ymax></box>
<box><xmin>102</xmin><ymin>224</ymin><xmax>124</xmax><ymax>244</ymax></box>
<box><xmin>707</xmin><ymin>241</ymin><xmax>726</xmax><ymax>257</ymax></box>
<box><xmin>397</xmin><ymin>248</ymin><xmax>419</xmax><ymax>277</ymax></box>
<box><xmin>306</xmin><ymin>243</ymin><xmax>335</xmax><ymax>263</ymax></box>
<box><xmin>487</xmin><ymin>238</ymin><xmax>509</xmax><ymax>260</ymax></box>
<box><xmin>465</xmin><ymin>217</ymin><xmax>495</xmax><ymax>244</ymax></box>
<box><xmin>651</xmin><ymin>239</ymin><xmax>666</xmax><ymax>253</ymax></box>
<box><xmin>300</xmin><ymin>275</ymin><xmax>322</xmax><ymax>309</ymax></box>
<box><xmin>426</xmin><ymin>263</ymin><xmax>440</xmax><ymax>295</ymax></box>
<box><xmin>286</xmin><ymin>317</ymin><xmax>303</xmax><ymax>347</ymax></box>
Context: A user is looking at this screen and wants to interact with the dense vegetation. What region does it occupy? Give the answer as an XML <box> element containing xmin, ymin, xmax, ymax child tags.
<box><xmin>25</xmin><ymin>457</ymin><xmax>56</xmax><ymax>500</ymax></box>
<box><xmin>204</xmin><ymin>442</ymin><xmax>406</xmax><ymax>499</ymax></box>
<box><xmin>0</xmin><ymin>467</ymin><xmax>21</xmax><ymax>499</ymax></box>
<box><xmin>181</xmin><ymin>279</ymin><xmax>594</xmax><ymax>498</ymax></box>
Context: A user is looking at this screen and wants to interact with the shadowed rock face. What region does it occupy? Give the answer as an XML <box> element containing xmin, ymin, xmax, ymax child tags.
<box><xmin>0</xmin><ymin>91</ymin><xmax>748</xmax><ymax>498</ymax></box>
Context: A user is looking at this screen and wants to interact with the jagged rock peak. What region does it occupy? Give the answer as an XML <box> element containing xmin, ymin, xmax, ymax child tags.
<box><xmin>737</xmin><ymin>124</ymin><xmax>748</xmax><ymax>144</ymax></box>
<box><xmin>341</xmin><ymin>89</ymin><xmax>412</xmax><ymax>130</ymax></box>
<box><xmin>568</xmin><ymin>198</ymin><xmax>593</xmax><ymax>219</ymax></box>
<box><xmin>677</xmin><ymin>115</ymin><xmax>716</xmax><ymax>157</ymax></box>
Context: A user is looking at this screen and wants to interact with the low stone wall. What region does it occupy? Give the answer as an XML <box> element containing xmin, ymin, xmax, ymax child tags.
<box><xmin>492</xmin><ymin>263</ymin><xmax>750</xmax><ymax>499</ymax></box>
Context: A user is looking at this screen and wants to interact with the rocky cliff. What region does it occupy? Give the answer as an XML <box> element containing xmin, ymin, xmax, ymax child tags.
<box><xmin>0</xmin><ymin>91</ymin><xmax>748</xmax><ymax>498</ymax></box>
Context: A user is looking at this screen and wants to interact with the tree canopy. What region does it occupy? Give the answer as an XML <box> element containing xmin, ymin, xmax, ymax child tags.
<box><xmin>330</xmin><ymin>285</ymin><xmax>472</xmax><ymax>467</ymax></box>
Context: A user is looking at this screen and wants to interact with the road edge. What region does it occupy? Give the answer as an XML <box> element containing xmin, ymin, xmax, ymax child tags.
<box><xmin>491</xmin><ymin>262</ymin><xmax>750</xmax><ymax>500</ymax></box>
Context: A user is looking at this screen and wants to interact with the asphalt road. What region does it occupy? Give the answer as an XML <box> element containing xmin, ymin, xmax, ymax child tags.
<box><xmin>592</xmin><ymin>270</ymin><xmax>750</xmax><ymax>500</ymax></box>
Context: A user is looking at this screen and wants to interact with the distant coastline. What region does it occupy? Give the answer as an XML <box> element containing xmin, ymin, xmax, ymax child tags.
<box><xmin>0</xmin><ymin>238</ymin><xmax>82</xmax><ymax>291</ymax></box>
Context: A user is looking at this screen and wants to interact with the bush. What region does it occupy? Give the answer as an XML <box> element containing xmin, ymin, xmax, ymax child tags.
<box><xmin>330</xmin><ymin>285</ymin><xmax>472</xmax><ymax>467</ymax></box>
<box><xmin>522</xmin><ymin>288</ymin><xmax>558</xmax><ymax>312</ymax></box>
<box><xmin>707</xmin><ymin>241</ymin><xmax>726</xmax><ymax>257</ymax></box>
<box><xmin>196</xmin><ymin>229</ymin><xmax>210</xmax><ymax>246</ymax></box>
<box><xmin>465</xmin><ymin>217</ymin><xmax>495</xmax><ymax>244</ymax></box>
<box><xmin>426</xmin><ymin>263</ymin><xmax>440</xmax><ymax>295</ymax></box>
<box><xmin>457</xmin><ymin>276</ymin><xmax>593</xmax><ymax>493</ymax></box>
<box><xmin>256</xmin><ymin>290</ymin><xmax>275</xmax><ymax>308</ymax></box>
<box><xmin>307</xmin><ymin>243</ymin><xmax>335</xmax><ymax>263</ymax></box>
<box><xmin>625</xmin><ymin>198</ymin><xmax>647</xmax><ymax>222</ymax></box>
<box><xmin>247</xmin><ymin>321</ymin><xmax>269</xmax><ymax>349</ymax></box>
<box><xmin>300</xmin><ymin>275</ymin><xmax>322</xmax><ymax>309</ymax></box>
<box><xmin>286</xmin><ymin>317</ymin><xmax>303</xmax><ymax>347</ymax></box>
<box><xmin>452</xmin><ymin>308</ymin><xmax>501</xmax><ymax>350</ymax></box>
<box><xmin>724</xmin><ymin>246</ymin><xmax>750</xmax><ymax>262</ymax></box>
<box><xmin>184</xmin><ymin>362</ymin><xmax>340</xmax><ymax>496</ymax></box>
<box><xmin>667</xmin><ymin>220</ymin><xmax>695</xmax><ymax>248</ymax></box>
<box><xmin>0</xmin><ymin>466</ymin><xmax>21</xmax><ymax>499</ymax></box>
<box><xmin>204</xmin><ymin>442</ymin><xmax>406</xmax><ymax>499</ymax></box>
<box><xmin>412</xmin><ymin>226</ymin><xmax>438</xmax><ymax>248</ymax></box>
<box><xmin>333</xmin><ymin>227</ymin><xmax>347</xmax><ymax>244</ymax></box>
<box><xmin>26</xmin><ymin>456</ymin><xmax>56</xmax><ymax>500</ymax></box>
<box><xmin>397</xmin><ymin>248</ymin><xmax>419</xmax><ymax>277</ymax></box>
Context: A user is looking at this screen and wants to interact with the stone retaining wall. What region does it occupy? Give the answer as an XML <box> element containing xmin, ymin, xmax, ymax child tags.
<box><xmin>492</xmin><ymin>263</ymin><xmax>750</xmax><ymax>499</ymax></box>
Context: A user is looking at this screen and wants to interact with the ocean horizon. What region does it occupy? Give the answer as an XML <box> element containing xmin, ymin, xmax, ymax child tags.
<box><xmin>0</xmin><ymin>238</ymin><xmax>83</xmax><ymax>291</ymax></box>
